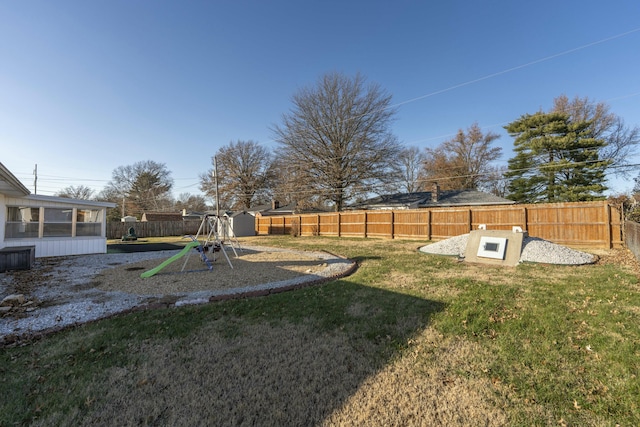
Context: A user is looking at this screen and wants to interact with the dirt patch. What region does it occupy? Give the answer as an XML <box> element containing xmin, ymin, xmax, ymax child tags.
<box><xmin>93</xmin><ymin>249</ymin><xmax>331</xmax><ymax>295</ymax></box>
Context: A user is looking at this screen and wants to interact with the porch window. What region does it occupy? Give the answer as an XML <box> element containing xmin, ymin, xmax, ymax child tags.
<box><xmin>76</xmin><ymin>209</ymin><xmax>102</xmax><ymax>236</ymax></box>
<box><xmin>5</xmin><ymin>207</ymin><xmax>40</xmax><ymax>238</ymax></box>
<box><xmin>43</xmin><ymin>208</ymin><xmax>73</xmax><ymax>237</ymax></box>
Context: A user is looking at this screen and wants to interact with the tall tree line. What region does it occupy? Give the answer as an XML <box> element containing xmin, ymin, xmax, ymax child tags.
<box><xmin>58</xmin><ymin>75</ymin><xmax>639</xmax><ymax>216</ymax></box>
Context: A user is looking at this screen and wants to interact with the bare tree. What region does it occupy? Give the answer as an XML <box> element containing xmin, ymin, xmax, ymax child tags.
<box><xmin>55</xmin><ymin>185</ymin><xmax>95</xmax><ymax>200</ymax></box>
<box><xmin>96</xmin><ymin>186</ymin><xmax>123</xmax><ymax>221</ymax></box>
<box><xmin>422</xmin><ymin>123</ymin><xmax>502</xmax><ymax>190</ymax></box>
<box><xmin>482</xmin><ymin>166</ymin><xmax>509</xmax><ymax>197</ymax></box>
<box><xmin>101</xmin><ymin>160</ymin><xmax>174</xmax><ymax>217</ymax></box>
<box><xmin>200</xmin><ymin>140</ymin><xmax>273</xmax><ymax>211</ymax></box>
<box><xmin>269</xmin><ymin>156</ymin><xmax>312</xmax><ymax>210</ymax></box>
<box><xmin>272</xmin><ymin>72</ymin><xmax>401</xmax><ymax>211</ymax></box>
<box><xmin>396</xmin><ymin>146</ymin><xmax>426</xmax><ymax>193</ymax></box>
<box><xmin>175</xmin><ymin>193</ymin><xmax>209</xmax><ymax>212</ymax></box>
<box><xmin>553</xmin><ymin>95</ymin><xmax>639</xmax><ymax>176</ymax></box>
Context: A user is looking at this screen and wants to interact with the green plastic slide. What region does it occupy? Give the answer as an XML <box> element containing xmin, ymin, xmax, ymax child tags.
<box><xmin>140</xmin><ymin>241</ymin><xmax>202</xmax><ymax>278</ymax></box>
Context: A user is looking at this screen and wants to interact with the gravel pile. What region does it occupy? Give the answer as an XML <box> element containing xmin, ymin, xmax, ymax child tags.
<box><xmin>419</xmin><ymin>234</ymin><xmax>596</xmax><ymax>265</ymax></box>
<box><xmin>0</xmin><ymin>245</ymin><xmax>354</xmax><ymax>343</ymax></box>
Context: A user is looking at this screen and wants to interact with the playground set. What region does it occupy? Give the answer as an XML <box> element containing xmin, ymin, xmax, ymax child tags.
<box><xmin>140</xmin><ymin>214</ymin><xmax>241</xmax><ymax>278</ymax></box>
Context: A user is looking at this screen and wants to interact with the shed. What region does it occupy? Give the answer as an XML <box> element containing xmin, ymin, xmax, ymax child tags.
<box><xmin>226</xmin><ymin>211</ymin><xmax>255</xmax><ymax>237</ymax></box>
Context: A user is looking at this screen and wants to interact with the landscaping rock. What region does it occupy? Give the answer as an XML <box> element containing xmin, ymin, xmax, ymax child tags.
<box><xmin>1</xmin><ymin>294</ymin><xmax>25</xmax><ymax>306</ymax></box>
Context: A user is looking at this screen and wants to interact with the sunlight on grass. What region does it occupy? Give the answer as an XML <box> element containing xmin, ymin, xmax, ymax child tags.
<box><xmin>1</xmin><ymin>235</ymin><xmax>639</xmax><ymax>426</ymax></box>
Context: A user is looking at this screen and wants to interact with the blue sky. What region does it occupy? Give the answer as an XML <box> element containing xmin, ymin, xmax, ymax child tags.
<box><xmin>1</xmin><ymin>1</ymin><xmax>639</xmax><ymax>201</ymax></box>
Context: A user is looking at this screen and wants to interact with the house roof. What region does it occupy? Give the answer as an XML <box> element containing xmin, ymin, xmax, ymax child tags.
<box><xmin>249</xmin><ymin>203</ymin><xmax>328</xmax><ymax>216</ymax></box>
<box><xmin>0</xmin><ymin>162</ymin><xmax>115</xmax><ymax>208</ymax></box>
<box><xmin>419</xmin><ymin>190</ymin><xmax>515</xmax><ymax>207</ymax></box>
<box><xmin>349</xmin><ymin>190</ymin><xmax>514</xmax><ymax>210</ymax></box>
<box><xmin>249</xmin><ymin>202</ymin><xmax>298</xmax><ymax>216</ymax></box>
<box><xmin>351</xmin><ymin>192</ymin><xmax>432</xmax><ymax>209</ymax></box>
<box><xmin>0</xmin><ymin>162</ymin><xmax>30</xmax><ymax>197</ymax></box>
<box><xmin>141</xmin><ymin>212</ymin><xmax>184</xmax><ymax>221</ymax></box>
<box><xmin>228</xmin><ymin>211</ymin><xmax>252</xmax><ymax>218</ymax></box>
<box><xmin>25</xmin><ymin>194</ymin><xmax>116</xmax><ymax>208</ymax></box>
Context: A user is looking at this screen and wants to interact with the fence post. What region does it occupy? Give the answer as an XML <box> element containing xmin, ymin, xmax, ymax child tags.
<box><xmin>427</xmin><ymin>210</ymin><xmax>432</xmax><ymax>240</ymax></box>
<box><xmin>364</xmin><ymin>211</ymin><xmax>368</xmax><ymax>238</ymax></box>
<box><xmin>605</xmin><ymin>202</ymin><xmax>612</xmax><ymax>249</ymax></box>
<box><xmin>391</xmin><ymin>211</ymin><xmax>395</xmax><ymax>239</ymax></box>
<box><xmin>522</xmin><ymin>207</ymin><xmax>528</xmax><ymax>232</ymax></box>
<box><xmin>337</xmin><ymin>213</ymin><xmax>341</xmax><ymax>237</ymax></box>
<box><xmin>467</xmin><ymin>208</ymin><xmax>472</xmax><ymax>232</ymax></box>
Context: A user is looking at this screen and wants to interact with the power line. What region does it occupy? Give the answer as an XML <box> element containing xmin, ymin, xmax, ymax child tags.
<box><xmin>391</xmin><ymin>27</ymin><xmax>640</xmax><ymax>110</ymax></box>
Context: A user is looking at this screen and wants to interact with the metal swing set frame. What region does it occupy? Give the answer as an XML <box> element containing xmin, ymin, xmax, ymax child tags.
<box><xmin>181</xmin><ymin>213</ymin><xmax>242</xmax><ymax>271</ymax></box>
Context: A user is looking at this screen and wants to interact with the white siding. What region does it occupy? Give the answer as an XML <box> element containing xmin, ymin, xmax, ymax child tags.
<box><xmin>2</xmin><ymin>195</ymin><xmax>110</xmax><ymax>258</ymax></box>
<box><xmin>3</xmin><ymin>237</ymin><xmax>108</xmax><ymax>258</ymax></box>
<box><xmin>0</xmin><ymin>193</ymin><xmax>6</xmax><ymax>250</ymax></box>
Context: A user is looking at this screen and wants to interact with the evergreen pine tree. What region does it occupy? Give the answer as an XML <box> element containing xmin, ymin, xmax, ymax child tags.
<box><xmin>504</xmin><ymin>112</ymin><xmax>610</xmax><ymax>203</ymax></box>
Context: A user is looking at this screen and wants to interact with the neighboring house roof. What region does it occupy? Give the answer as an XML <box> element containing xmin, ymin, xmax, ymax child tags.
<box><xmin>350</xmin><ymin>192</ymin><xmax>432</xmax><ymax>210</ymax></box>
<box><xmin>349</xmin><ymin>190</ymin><xmax>514</xmax><ymax>210</ymax></box>
<box><xmin>141</xmin><ymin>212</ymin><xmax>184</xmax><ymax>221</ymax></box>
<box><xmin>247</xmin><ymin>203</ymin><xmax>277</xmax><ymax>214</ymax></box>
<box><xmin>251</xmin><ymin>203</ymin><xmax>330</xmax><ymax>216</ymax></box>
<box><xmin>418</xmin><ymin>190</ymin><xmax>515</xmax><ymax>207</ymax></box>
<box><xmin>0</xmin><ymin>162</ymin><xmax>30</xmax><ymax>197</ymax></box>
<box><xmin>228</xmin><ymin>211</ymin><xmax>252</xmax><ymax>218</ymax></box>
<box><xmin>249</xmin><ymin>203</ymin><xmax>294</xmax><ymax>216</ymax></box>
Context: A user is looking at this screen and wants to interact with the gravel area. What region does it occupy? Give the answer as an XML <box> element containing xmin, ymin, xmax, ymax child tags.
<box><xmin>419</xmin><ymin>234</ymin><xmax>597</xmax><ymax>265</ymax></box>
<box><xmin>0</xmin><ymin>245</ymin><xmax>355</xmax><ymax>343</ymax></box>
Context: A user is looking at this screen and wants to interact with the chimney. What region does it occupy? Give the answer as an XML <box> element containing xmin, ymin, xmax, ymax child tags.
<box><xmin>271</xmin><ymin>199</ymin><xmax>280</xmax><ymax>210</ymax></box>
<box><xmin>431</xmin><ymin>182</ymin><xmax>440</xmax><ymax>203</ymax></box>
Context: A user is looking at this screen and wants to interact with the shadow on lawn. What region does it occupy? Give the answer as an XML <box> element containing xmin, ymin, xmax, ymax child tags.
<box><xmin>6</xmin><ymin>242</ymin><xmax>452</xmax><ymax>425</ymax></box>
<box><xmin>73</xmin><ymin>280</ymin><xmax>447</xmax><ymax>425</ymax></box>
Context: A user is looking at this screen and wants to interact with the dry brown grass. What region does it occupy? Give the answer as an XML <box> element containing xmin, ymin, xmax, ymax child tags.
<box><xmin>7</xmin><ymin>237</ymin><xmax>639</xmax><ymax>426</ymax></box>
<box><xmin>322</xmin><ymin>328</ymin><xmax>511</xmax><ymax>426</ymax></box>
<box><xmin>35</xmin><ymin>321</ymin><xmax>512</xmax><ymax>427</ymax></box>
<box><xmin>51</xmin><ymin>321</ymin><xmax>379</xmax><ymax>426</ymax></box>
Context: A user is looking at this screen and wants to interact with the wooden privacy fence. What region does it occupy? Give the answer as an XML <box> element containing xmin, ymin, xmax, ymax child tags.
<box><xmin>256</xmin><ymin>201</ymin><xmax>623</xmax><ymax>249</ymax></box>
<box><xmin>624</xmin><ymin>221</ymin><xmax>640</xmax><ymax>261</ymax></box>
<box><xmin>106</xmin><ymin>220</ymin><xmax>202</xmax><ymax>240</ymax></box>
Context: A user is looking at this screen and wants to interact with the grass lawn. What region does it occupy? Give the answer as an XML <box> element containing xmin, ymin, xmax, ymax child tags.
<box><xmin>1</xmin><ymin>236</ymin><xmax>639</xmax><ymax>426</ymax></box>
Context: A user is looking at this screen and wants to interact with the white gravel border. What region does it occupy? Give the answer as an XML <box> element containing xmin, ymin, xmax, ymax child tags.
<box><xmin>419</xmin><ymin>234</ymin><xmax>597</xmax><ymax>265</ymax></box>
<box><xmin>0</xmin><ymin>245</ymin><xmax>355</xmax><ymax>343</ymax></box>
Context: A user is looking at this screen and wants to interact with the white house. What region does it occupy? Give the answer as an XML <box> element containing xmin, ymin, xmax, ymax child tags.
<box><xmin>1</xmin><ymin>162</ymin><xmax>116</xmax><ymax>258</ymax></box>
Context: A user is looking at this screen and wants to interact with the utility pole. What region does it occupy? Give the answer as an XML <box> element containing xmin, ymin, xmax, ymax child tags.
<box><xmin>214</xmin><ymin>156</ymin><xmax>221</xmax><ymax>217</ymax></box>
<box><xmin>33</xmin><ymin>164</ymin><xmax>38</xmax><ymax>194</ymax></box>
